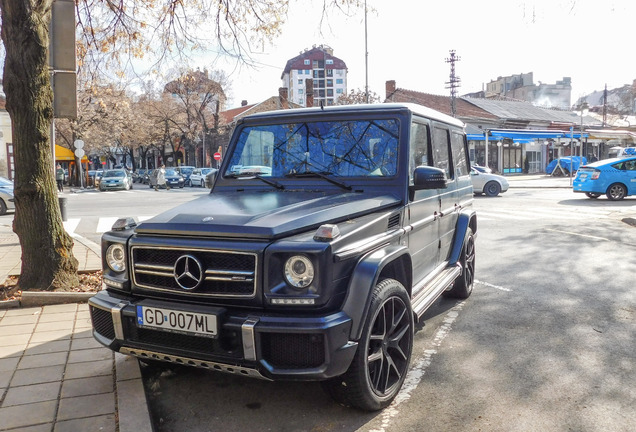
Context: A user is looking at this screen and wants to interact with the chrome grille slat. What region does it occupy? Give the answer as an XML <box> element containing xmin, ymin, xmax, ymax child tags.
<box><xmin>132</xmin><ymin>246</ymin><xmax>257</xmax><ymax>298</ymax></box>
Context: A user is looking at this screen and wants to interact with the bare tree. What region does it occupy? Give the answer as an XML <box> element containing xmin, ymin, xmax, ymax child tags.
<box><xmin>337</xmin><ymin>88</ymin><xmax>381</xmax><ymax>105</ymax></box>
<box><xmin>0</xmin><ymin>0</ymin><xmax>362</xmax><ymax>291</ymax></box>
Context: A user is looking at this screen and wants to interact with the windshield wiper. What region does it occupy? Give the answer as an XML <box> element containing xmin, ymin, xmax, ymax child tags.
<box><xmin>226</xmin><ymin>173</ymin><xmax>285</xmax><ymax>190</ymax></box>
<box><xmin>286</xmin><ymin>171</ymin><xmax>352</xmax><ymax>191</ymax></box>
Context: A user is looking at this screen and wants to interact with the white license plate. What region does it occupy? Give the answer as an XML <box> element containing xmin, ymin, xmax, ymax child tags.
<box><xmin>136</xmin><ymin>306</ymin><xmax>217</xmax><ymax>338</ymax></box>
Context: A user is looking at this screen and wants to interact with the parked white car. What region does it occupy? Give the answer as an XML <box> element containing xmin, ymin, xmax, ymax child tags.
<box><xmin>470</xmin><ymin>168</ymin><xmax>509</xmax><ymax>197</ymax></box>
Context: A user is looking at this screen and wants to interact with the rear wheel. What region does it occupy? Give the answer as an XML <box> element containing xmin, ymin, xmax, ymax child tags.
<box><xmin>0</xmin><ymin>199</ymin><xmax>7</xmax><ymax>216</ymax></box>
<box><xmin>444</xmin><ymin>227</ymin><xmax>475</xmax><ymax>299</ymax></box>
<box><xmin>321</xmin><ymin>278</ymin><xmax>413</xmax><ymax>411</ymax></box>
<box><xmin>484</xmin><ymin>181</ymin><xmax>501</xmax><ymax>197</ymax></box>
<box><xmin>585</xmin><ymin>192</ymin><xmax>601</xmax><ymax>199</ymax></box>
<box><xmin>606</xmin><ymin>183</ymin><xmax>626</xmax><ymax>201</ymax></box>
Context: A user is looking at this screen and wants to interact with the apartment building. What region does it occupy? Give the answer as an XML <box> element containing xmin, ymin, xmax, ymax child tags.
<box><xmin>281</xmin><ymin>44</ymin><xmax>347</xmax><ymax>107</ymax></box>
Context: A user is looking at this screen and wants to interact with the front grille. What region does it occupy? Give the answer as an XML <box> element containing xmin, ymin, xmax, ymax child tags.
<box><xmin>261</xmin><ymin>333</ymin><xmax>325</xmax><ymax>369</ymax></box>
<box><xmin>90</xmin><ymin>306</ymin><xmax>116</xmax><ymax>340</ymax></box>
<box><xmin>126</xmin><ymin>317</ymin><xmax>243</xmax><ymax>358</ymax></box>
<box><xmin>132</xmin><ymin>246</ymin><xmax>257</xmax><ymax>298</ymax></box>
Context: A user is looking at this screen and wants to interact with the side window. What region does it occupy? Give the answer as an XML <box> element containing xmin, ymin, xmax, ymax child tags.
<box><xmin>409</xmin><ymin>122</ymin><xmax>429</xmax><ymax>184</ymax></box>
<box><xmin>432</xmin><ymin>126</ymin><xmax>451</xmax><ymax>179</ymax></box>
<box><xmin>451</xmin><ymin>131</ymin><xmax>469</xmax><ymax>177</ymax></box>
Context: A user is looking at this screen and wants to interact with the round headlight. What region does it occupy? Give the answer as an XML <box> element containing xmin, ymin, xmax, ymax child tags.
<box><xmin>106</xmin><ymin>244</ymin><xmax>126</xmax><ymax>272</ymax></box>
<box><xmin>284</xmin><ymin>255</ymin><xmax>314</xmax><ymax>289</ymax></box>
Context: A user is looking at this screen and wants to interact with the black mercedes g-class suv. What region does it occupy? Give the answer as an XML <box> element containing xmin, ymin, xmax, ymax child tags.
<box><xmin>89</xmin><ymin>103</ymin><xmax>476</xmax><ymax>411</ymax></box>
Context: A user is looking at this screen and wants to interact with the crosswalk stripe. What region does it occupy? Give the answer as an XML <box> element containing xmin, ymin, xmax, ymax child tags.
<box><xmin>62</xmin><ymin>218</ymin><xmax>81</xmax><ymax>235</ymax></box>
<box><xmin>96</xmin><ymin>217</ymin><xmax>119</xmax><ymax>233</ymax></box>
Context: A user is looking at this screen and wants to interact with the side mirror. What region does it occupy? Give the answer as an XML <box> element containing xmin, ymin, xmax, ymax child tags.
<box><xmin>411</xmin><ymin>166</ymin><xmax>448</xmax><ymax>191</ymax></box>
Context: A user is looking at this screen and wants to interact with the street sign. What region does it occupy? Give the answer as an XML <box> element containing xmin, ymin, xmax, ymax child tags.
<box><xmin>74</xmin><ymin>139</ymin><xmax>84</xmax><ymax>149</ymax></box>
<box><xmin>214</xmin><ymin>152</ymin><xmax>222</xmax><ymax>161</ymax></box>
<box><xmin>74</xmin><ymin>148</ymin><xmax>85</xmax><ymax>158</ymax></box>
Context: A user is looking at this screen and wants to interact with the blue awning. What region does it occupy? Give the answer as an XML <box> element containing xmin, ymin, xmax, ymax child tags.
<box><xmin>467</xmin><ymin>129</ymin><xmax>588</xmax><ymax>141</ymax></box>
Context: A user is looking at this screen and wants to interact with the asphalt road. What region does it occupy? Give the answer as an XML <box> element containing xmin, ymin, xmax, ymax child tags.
<box><xmin>135</xmin><ymin>188</ymin><xmax>636</xmax><ymax>432</ymax></box>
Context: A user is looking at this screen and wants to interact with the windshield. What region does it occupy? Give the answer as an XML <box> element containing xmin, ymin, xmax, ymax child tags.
<box><xmin>0</xmin><ymin>177</ymin><xmax>13</xmax><ymax>187</ymax></box>
<box><xmin>104</xmin><ymin>170</ymin><xmax>125</xmax><ymax>178</ymax></box>
<box><xmin>165</xmin><ymin>169</ymin><xmax>179</xmax><ymax>176</ymax></box>
<box><xmin>179</xmin><ymin>167</ymin><xmax>194</xmax><ymax>175</ymax></box>
<box><xmin>225</xmin><ymin>118</ymin><xmax>400</xmax><ymax>178</ymax></box>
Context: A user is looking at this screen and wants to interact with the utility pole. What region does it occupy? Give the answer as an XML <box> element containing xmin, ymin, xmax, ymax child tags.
<box><xmin>364</xmin><ymin>0</ymin><xmax>369</xmax><ymax>104</ymax></box>
<box><xmin>602</xmin><ymin>84</ymin><xmax>608</xmax><ymax>127</ymax></box>
<box><xmin>445</xmin><ymin>50</ymin><xmax>461</xmax><ymax>117</ymax></box>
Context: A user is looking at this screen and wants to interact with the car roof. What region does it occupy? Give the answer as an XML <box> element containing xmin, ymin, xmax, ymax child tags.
<box><xmin>238</xmin><ymin>103</ymin><xmax>465</xmax><ymax>129</ymax></box>
<box><xmin>588</xmin><ymin>156</ymin><xmax>636</xmax><ymax>167</ymax></box>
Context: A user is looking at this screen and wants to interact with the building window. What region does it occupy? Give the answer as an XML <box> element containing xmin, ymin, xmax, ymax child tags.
<box><xmin>298</xmin><ymin>79</ymin><xmax>303</xmax><ymax>85</ymax></box>
<box><xmin>336</xmin><ymin>88</ymin><xmax>343</xmax><ymax>94</ymax></box>
<box><xmin>327</xmin><ymin>89</ymin><xmax>333</xmax><ymax>97</ymax></box>
<box><xmin>304</xmin><ymin>59</ymin><xmax>310</xmax><ymax>65</ymax></box>
<box><xmin>326</xmin><ymin>59</ymin><xmax>333</xmax><ymax>65</ymax></box>
<box><xmin>326</xmin><ymin>79</ymin><xmax>333</xmax><ymax>87</ymax></box>
<box><xmin>299</xmin><ymin>89</ymin><xmax>304</xmax><ymax>94</ymax></box>
<box><xmin>326</xmin><ymin>69</ymin><xmax>333</xmax><ymax>77</ymax></box>
<box><xmin>336</xmin><ymin>79</ymin><xmax>343</xmax><ymax>84</ymax></box>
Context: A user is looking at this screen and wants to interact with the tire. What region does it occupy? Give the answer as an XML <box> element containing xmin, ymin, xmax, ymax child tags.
<box><xmin>606</xmin><ymin>183</ymin><xmax>626</xmax><ymax>201</ymax></box>
<box><xmin>0</xmin><ymin>199</ymin><xmax>6</xmax><ymax>216</ymax></box>
<box><xmin>444</xmin><ymin>227</ymin><xmax>475</xmax><ymax>299</ymax></box>
<box><xmin>321</xmin><ymin>278</ymin><xmax>414</xmax><ymax>411</ymax></box>
<box><xmin>585</xmin><ymin>192</ymin><xmax>601</xmax><ymax>199</ymax></box>
<box><xmin>483</xmin><ymin>181</ymin><xmax>501</xmax><ymax>197</ymax></box>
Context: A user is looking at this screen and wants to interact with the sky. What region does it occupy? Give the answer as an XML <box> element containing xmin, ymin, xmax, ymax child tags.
<box><xmin>210</xmin><ymin>0</ymin><xmax>636</xmax><ymax>109</ymax></box>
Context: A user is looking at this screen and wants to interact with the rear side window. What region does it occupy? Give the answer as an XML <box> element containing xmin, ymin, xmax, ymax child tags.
<box><xmin>432</xmin><ymin>126</ymin><xmax>451</xmax><ymax>179</ymax></box>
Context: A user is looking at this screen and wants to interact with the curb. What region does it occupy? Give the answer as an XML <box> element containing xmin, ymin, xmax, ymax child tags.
<box><xmin>18</xmin><ymin>291</ymin><xmax>96</xmax><ymax>307</ymax></box>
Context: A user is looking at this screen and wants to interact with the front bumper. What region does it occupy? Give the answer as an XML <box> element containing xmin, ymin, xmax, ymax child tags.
<box><xmin>88</xmin><ymin>290</ymin><xmax>357</xmax><ymax>381</ymax></box>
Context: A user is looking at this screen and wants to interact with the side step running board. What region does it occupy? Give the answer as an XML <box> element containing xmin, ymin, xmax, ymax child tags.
<box><xmin>411</xmin><ymin>264</ymin><xmax>462</xmax><ymax>320</ymax></box>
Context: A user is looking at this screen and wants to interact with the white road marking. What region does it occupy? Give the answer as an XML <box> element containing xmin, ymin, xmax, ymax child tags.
<box><xmin>545</xmin><ymin>228</ymin><xmax>610</xmax><ymax>241</ymax></box>
<box><xmin>475</xmin><ymin>279</ymin><xmax>512</xmax><ymax>292</ymax></box>
<box><xmin>370</xmin><ymin>301</ymin><xmax>466</xmax><ymax>432</ymax></box>
<box><xmin>62</xmin><ymin>218</ymin><xmax>80</xmax><ymax>235</ymax></box>
<box><xmin>96</xmin><ymin>217</ymin><xmax>119</xmax><ymax>233</ymax></box>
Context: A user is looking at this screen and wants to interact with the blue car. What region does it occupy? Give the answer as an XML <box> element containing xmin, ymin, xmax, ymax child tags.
<box><xmin>573</xmin><ymin>156</ymin><xmax>636</xmax><ymax>200</ymax></box>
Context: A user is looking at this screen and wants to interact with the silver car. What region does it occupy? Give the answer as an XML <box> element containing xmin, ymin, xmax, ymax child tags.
<box><xmin>0</xmin><ymin>176</ymin><xmax>15</xmax><ymax>215</ymax></box>
<box><xmin>99</xmin><ymin>169</ymin><xmax>134</xmax><ymax>191</ymax></box>
<box><xmin>470</xmin><ymin>167</ymin><xmax>509</xmax><ymax>197</ymax></box>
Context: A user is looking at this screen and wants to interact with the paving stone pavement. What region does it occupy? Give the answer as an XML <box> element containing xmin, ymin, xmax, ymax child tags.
<box><xmin>0</xmin><ymin>223</ymin><xmax>152</xmax><ymax>432</ymax></box>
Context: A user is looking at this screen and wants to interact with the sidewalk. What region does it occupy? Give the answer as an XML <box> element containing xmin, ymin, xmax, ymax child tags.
<box><xmin>505</xmin><ymin>173</ymin><xmax>575</xmax><ymax>188</ymax></box>
<box><xmin>0</xmin><ymin>222</ymin><xmax>152</xmax><ymax>432</ymax></box>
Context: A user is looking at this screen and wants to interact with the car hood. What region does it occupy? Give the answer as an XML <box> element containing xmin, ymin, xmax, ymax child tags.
<box><xmin>135</xmin><ymin>190</ymin><xmax>401</xmax><ymax>240</ymax></box>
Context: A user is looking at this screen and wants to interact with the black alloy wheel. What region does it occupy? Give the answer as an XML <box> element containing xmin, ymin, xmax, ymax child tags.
<box><xmin>322</xmin><ymin>278</ymin><xmax>414</xmax><ymax>411</ymax></box>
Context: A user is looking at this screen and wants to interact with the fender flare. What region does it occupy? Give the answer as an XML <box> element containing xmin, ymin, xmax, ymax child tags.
<box><xmin>341</xmin><ymin>245</ymin><xmax>412</xmax><ymax>341</ymax></box>
<box><xmin>447</xmin><ymin>209</ymin><xmax>477</xmax><ymax>264</ymax></box>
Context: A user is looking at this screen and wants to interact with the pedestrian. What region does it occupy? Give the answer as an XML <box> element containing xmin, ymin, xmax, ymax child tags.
<box><xmin>55</xmin><ymin>164</ymin><xmax>65</xmax><ymax>192</ymax></box>
<box><xmin>154</xmin><ymin>164</ymin><xmax>170</xmax><ymax>190</ymax></box>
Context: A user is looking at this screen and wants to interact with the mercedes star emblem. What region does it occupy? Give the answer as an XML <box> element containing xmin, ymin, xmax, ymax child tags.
<box><xmin>173</xmin><ymin>255</ymin><xmax>204</xmax><ymax>290</ymax></box>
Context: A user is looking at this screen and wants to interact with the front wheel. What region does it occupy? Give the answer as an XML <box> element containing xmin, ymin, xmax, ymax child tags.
<box><xmin>322</xmin><ymin>279</ymin><xmax>414</xmax><ymax>411</ymax></box>
<box><xmin>606</xmin><ymin>183</ymin><xmax>627</xmax><ymax>201</ymax></box>
<box><xmin>444</xmin><ymin>227</ymin><xmax>475</xmax><ymax>299</ymax></box>
<box><xmin>484</xmin><ymin>181</ymin><xmax>501</xmax><ymax>197</ymax></box>
<box><xmin>585</xmin><ymin>192</ymin><xmax>601</xmax><ymax>199</ymax></box>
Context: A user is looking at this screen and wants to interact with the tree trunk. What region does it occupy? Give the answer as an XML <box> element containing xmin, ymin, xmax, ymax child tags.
<box><xmin>0</xmin><ymin>0</ymin><xmax>79</xmax><ymax>290</ymax></box>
